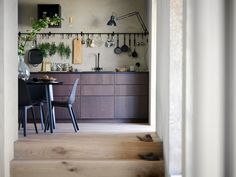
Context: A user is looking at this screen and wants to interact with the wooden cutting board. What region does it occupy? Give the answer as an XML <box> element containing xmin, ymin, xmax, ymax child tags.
<box><xmin>72</xmin><ymin>38</ymin><xmax>83</xmax><ymax>64</ymax></box>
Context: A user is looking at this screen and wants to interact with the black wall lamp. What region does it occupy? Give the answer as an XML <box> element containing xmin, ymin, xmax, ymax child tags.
<box><xmin>107</xmin><ymin>11</ymin><xmax>148</xmax><ymax>34</ymax></box>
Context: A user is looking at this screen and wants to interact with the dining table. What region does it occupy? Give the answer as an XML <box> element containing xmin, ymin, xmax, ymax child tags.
<box><xmin>26</xmin><ymin>79</ymin><xmax>63</xmax><ymax>133</ymax></box>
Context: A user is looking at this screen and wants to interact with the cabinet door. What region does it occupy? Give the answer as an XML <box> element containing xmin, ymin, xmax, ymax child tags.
<box><xmin>115</xmin><ymin>96</ymin><xmax>148</xmax><ymax>119</ymax></box>
<box><xmin>81</xmin><ymin>96</ymin><xmax>114</xmax><ymax>119</ymax></box>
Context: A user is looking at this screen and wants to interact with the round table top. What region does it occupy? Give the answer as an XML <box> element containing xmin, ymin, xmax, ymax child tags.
<box><xmin>26</xmin><ymin>80</ymin><xmax>63</xmax><ymax>85</ymax></box>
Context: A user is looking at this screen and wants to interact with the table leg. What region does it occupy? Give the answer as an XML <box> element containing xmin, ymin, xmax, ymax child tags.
<box><xmin>44</xmin><ymin>85</ymin><xmax>53</xmax><ymax>133</ymax></box>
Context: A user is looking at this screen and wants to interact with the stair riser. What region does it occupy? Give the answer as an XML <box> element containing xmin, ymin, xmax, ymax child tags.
<box><xmin>14</xmin><ymin>141</ymin><xmax>163</xmax><ymax>160</ymax></box>
<box><xmin>11</xmin><ymin>160</ymin><xmax>165</xmax><ymax>177</ymax></box>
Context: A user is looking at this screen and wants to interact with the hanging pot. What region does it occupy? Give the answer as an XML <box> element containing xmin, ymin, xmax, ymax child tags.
<box><xmin>28</xmin><ymin>40</ymin><xmax>43</xmax><ymax>66</ymax></box>
<box><xmin>132</xmin><ymin>34</ymin><xmax>138</xmax><ymax>58</ymax></box>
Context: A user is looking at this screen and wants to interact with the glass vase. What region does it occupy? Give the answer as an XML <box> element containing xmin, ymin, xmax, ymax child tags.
<box><xmin>18</xmin><ymin>55</ymin><xmax>30</xmax><ymax>80</ymax></box>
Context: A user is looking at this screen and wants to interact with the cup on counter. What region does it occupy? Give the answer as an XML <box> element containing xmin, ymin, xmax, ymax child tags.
<box><xmin>129</xmin><ymin>65</ymin><xmax>135</xmax><ymax>72</ymax></box>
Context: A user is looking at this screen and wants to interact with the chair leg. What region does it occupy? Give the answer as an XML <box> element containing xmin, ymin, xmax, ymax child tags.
<box><xmin>39</xmin><ymin>103</ymin><xmax>45</xmax><ymax>130</ymax></box>
<box><xmin>68</xmin><ymin>105</ymin><xmax>77</xmax><ymax>132</ymax></box>
<box><xmin>18</xmin><ymin>108</ymin><xmax>23</xmax><ymax>130</ymax></box>
<box><xmin>23</xmin><ymin>107</ymin><xmax>27</xmax><ymax>137</ymax></box>
<box><xmin>71</xmin><ymin>106</ymin><xmax>79</xmax><ymax>130</ymax></box>
<box><xmin>30</xmin><ymin>107</ymin><xmax>38</xmax><ymax>134</ymax></box>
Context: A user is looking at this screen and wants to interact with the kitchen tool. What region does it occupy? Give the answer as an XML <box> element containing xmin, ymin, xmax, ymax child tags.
<box><xmin>73</xmin><ymin>38</ymin><xmax>83</xmax><ymax>64</ymax></box>
<box><xmin>127</xmin><ymin>34</ymin><xmax>132</xmax><ymax>57</ymax></box>
<box><xmin>94</xmin><ymin>34</ymin><xmax>104</xmax><ymax>47</ymax></box>
<box><xmin>86</xmin><ymin>35</ymin><xmax>90</xmax><ymax>47</ymax></box>
<box><xmin>105</xmin><ymin>34</ymin><xmax>111</xmax><ymax>47</ymax></box>
<box><xmin>114</xmin><ymin>34</ymin><xmax>122</xmax><ymax>54</ymax></box>
<box><xmin>132</xmin><ymin>34</ymin><xmax>138</xmax><ymax>58</ymax></box>
<box><xmin>89</xmin><ymin>34</ymin><xmax>96</xmax><ymax>48</ymax></box>
<box><xmin>81</xmin><ymin>34</ymin><xmax>86</xmax><ymax>45</ymax></box>
<box><xmin>28</xmin><ymin>39</ymin><xmax>43</xmax><ymax>66</ymax></box>
<box><xmin>121</xmin><ymin>34</ymin><xmax>129</xmax><ymax>52</ymax></box>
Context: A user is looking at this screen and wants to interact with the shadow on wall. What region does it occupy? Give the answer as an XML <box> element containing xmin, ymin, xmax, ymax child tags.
<box><xmin>18</xmin><ymin>3</ymin><xmax>37</xmax><ymax>27</ymax></box>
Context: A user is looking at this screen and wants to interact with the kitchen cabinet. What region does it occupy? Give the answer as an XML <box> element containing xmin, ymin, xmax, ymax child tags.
<box><xmin>30</xmin><ymin>72</ymin><xmax>149</xmax><ymax>123</ymax></box>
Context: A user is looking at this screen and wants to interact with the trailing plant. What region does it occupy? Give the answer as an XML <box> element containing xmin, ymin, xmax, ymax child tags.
<box><xmin>18</xmin><ymin>15</ymin><xmax>62</xmax><ymax>56</ymax></box>
<box><xmin>57</xmin><ymin>42</ymin><xmax>66</xmax><ymax>58</ymax></box>
<box><xmin>49</xmin><ymin>42</ymin><xmax>57</xmax><ymax>56</ymax></box>
<box><xmin>38</xmin><ymin>42</ymin><xmax>50</xmax><ymax>57</ymax></box>
<box><xmin>64</xmin><ymin>46</ymin><xmax>71</xmax><ymax>59</ymax></box>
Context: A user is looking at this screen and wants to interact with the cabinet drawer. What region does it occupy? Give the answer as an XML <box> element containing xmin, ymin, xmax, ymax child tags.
<box><xmin>81</xmin><ymin>85</ymin><xmax>114</xmax><ymax>96</ymax></box>
<box><xmin>81</xmin><ymin>96</ymin><xmax>114</xmax><ymax>119</ymax></box>
<box><xmin>53</xmin><ymin>85</ymin><xmax>80</xmax><ymax>96</ymax></box>
<box><xmin>80</xmin><ymin>74</ymin><xmax>114</xmax><ymax>84</ymax></box>
<box><xmin>115</xmin><ymin>73</ymin><xmax>149</xmax><ymax>85</ymax></box>
<box><xmin>115</xmin><ymin>85</ymin><xmax>148</xmax><ymax>96</ymax></box>
<box><xmin>115</xmin><ymin>96</ymin><xmax>148</xmax><ymax>119</ymax></box>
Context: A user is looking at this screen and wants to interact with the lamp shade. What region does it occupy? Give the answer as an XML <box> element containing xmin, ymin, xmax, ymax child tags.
<box><xmin>107</xmin><ymin>15</ymin><xmax>116</xmax><ymax>26</ymax></box>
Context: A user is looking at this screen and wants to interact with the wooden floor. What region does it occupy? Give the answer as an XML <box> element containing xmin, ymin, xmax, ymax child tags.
<box><xmin>12</xmin><ymin>123</ymin><xmax>164</xmax><ymax>177</ymax></box>
<box><xmin>18</xmin><ymin>123</ymin><xmax>157</xmax><ymax>137</ymax></box>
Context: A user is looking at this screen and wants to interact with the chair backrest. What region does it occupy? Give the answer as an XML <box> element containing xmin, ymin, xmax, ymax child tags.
<box><xmin>68</xmin><ymin>79</ymin><xmax>79</xmax><ymax>104</ymax></box>
<box><xmin>28</xmin><ymin>85</ymin><xmax>46</xmax><ymax>102</ymax></box>
<box><xmin>18</xmin><ymin>79</ymin><xmax>32</xmax><ymax>107</ymax></box>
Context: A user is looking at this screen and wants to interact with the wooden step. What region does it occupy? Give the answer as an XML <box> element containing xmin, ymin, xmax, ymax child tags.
<box><xmin>11</xmin><ymin>160</ymin><xmax>165</xmax><ymax>177</ymax></box>
<box><xmin>15</xmin><ymin>133</ymin><xmax>162</xmax><ymax>160</ymax></box>
<box><xmin>19</xmin><ymin>132</ymin><xmax>160</xmax><ymax>142</ymax></box>
<box><xmin>14</xmin><ymin>140</ymin><xmax>163</xmax><ymax>160</ymax></box>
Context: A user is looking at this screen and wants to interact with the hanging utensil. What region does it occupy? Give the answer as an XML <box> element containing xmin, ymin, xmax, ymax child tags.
<box><xmin>114</xmin><ymin>34</ymin><xmax>122</xmax><ymax>54</ymax></box>
<box><xmin>121</xmin><ymin>34</ymin><xmax>129</xmax><ymax>52</ymax></box>
<box><xmin>105</xmin><ymin>34</ymin><xmax>111</xmax><ymax>47</ymax></box>
<box><xmin>81</xmin><ymin>34</ymin><xmax>86</xmax><ymax>45</ymax></box>
<box><xmin>28</xmin><ymin>39</ymin><xmax>43</xmax><ymax>66</ymax></box>
<box><xmin>94</xmin><ymin>33</ymin><xmax>104</xmax><ymax>47</ymax></box>
<box><xmin>132</xmin><ymin>34</ymin><xmax>138</xmax><ymax>58</ymax></box>
<box><xmin>89</xmin><ymin>34</ymin><xmax>96</xmax><ymax>48</ymax></box>
<box><xmin>128</xmin><ymin>34</ymin><xmax>132</xmax><ymax>57</ymax></box>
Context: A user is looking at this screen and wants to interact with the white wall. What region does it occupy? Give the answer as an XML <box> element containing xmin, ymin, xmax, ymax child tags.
<box><xmin>184</xmin><ymin>0</ymin><xmax>225</xmax><ymax>177</ymax></box>
<box><xmin>0</xmin><ymin>0</ymin><xmax>18</xmax><ymax>177</ymax></box>
<box><xmin>156</xmin><ymin>0</ymin><xmax>183</xmax><ymax>176</ymax></box>
<box><xmin>224</xmin><ymin>0</ymin><xmax>236</xmax><ymax>176</ymax></box>
<box><xmin>18</xmin><ymin>0</ymin><xmax>149</xmax><ymax>72</ymax></box>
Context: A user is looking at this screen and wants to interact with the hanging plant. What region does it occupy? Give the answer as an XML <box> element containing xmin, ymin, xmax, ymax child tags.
<box><xmin>18</xmin><ymin>15</ymin><xmax>62</xmax><ymax>56</ymax></box>
<box><xmin>38</xmin><ymin>42</ymin><xmax>50</xmax><ymax>57</ymax></box>
<box><xmin>57</xmin><ymin>42</ymin><xmax>66</xmax><ymax>58</ymax></box>
<box><xmin>64</xmin><ymin>46</ymin><xmax>71</xmax><ymax>59</ymax></box>
<box><xmin>49</xmin><ymin>42</ymin><xmax>57</xmax><ymax>56</ymax></box>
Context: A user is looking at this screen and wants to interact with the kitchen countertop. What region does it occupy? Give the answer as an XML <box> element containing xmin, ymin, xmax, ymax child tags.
<box><xmin>31</xmin><ymin>71</ymin><xmax>149</xmax><ymax>74</ymax></box>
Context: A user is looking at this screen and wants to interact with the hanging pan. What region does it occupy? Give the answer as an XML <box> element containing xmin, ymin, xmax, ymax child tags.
<box><xmin>114</xmin><ymin>34</ymin><xmax>122</xmax><ymax>54</ymax></box>
<box><xmin>28</xmin><ymin>39</ymin><xmax>43</xmax><ymax>66</ymax></box>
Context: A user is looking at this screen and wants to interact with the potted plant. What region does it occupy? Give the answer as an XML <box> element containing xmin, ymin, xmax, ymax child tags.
<box><xmin>18</xmin><ymin>15</ymin><xmax>61</xmax><ymax>80</ymax></box>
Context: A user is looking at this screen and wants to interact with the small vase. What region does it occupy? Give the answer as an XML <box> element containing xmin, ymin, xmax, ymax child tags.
<box><xmin>18</xmin><ymin>55</ymin><xmax>30</xmax><ymax>80</ymax></box>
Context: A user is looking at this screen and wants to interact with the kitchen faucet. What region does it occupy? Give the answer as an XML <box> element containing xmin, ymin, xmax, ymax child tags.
<box><xmin>94</xmin><ymin>53</ymin><xmax>103</xmax><ymax>72</ymax></box>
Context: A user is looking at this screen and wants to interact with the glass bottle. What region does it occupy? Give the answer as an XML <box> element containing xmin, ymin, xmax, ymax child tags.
<box><xmin>18</xmin><ymin>55</ymin><xmax>30</xmax><ymax>80</ymax></box>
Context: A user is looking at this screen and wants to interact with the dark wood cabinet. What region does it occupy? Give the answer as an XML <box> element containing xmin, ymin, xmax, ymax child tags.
<box><xmin>81</xmin><ymin>96</ymin><xmax>114</xmax><ymax>119</ymax></box>
<box><xmin>30</xmin><ymin>72</ymin><xmax>149</xmax><ymax>123</ymax></box>
<box><xmin>115</xmin><ymin>96</ymin><xmax>148</xmax><ymax>119</ymax></box>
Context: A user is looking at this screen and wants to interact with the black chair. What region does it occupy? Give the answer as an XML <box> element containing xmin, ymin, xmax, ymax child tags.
<box><xmin>28</xmin><ymin>85</ymin><xmax>46</xmax><ymax>130</ymax></box>
<box><xmin>51</xmin><ymin>79</ymin><xmax>79</xmax><ymax>132</ymax></box>
<box><xmin>18</xmin><ymin>79</ymin><xmax>38</xmax><ymax>136</ymax></box>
